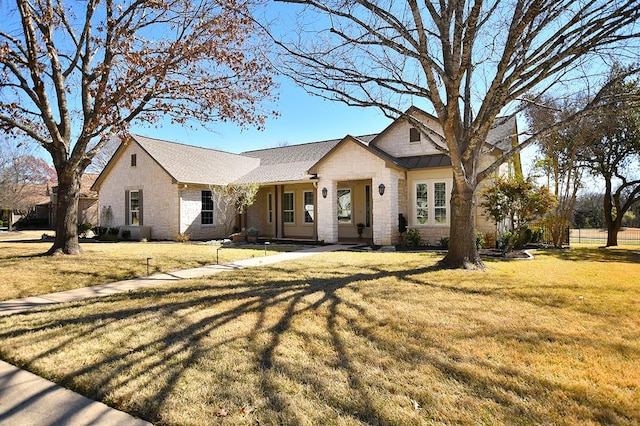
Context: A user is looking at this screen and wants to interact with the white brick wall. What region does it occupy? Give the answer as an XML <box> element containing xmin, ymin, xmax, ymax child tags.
<box><xmin>97</xmin><ymin>141</ymin><xmax>179</xmax><ymax>240</ymax></box>
<box><xmin>316</xmin><ymin>140</ymin><xmax>404</xmax><ymax>245</ymax></box>
<box><xmin>179</xmin><ymin>187</ymin><xmax>228</xmax><ymax>240</ymax></box>
<box><xmin>373</xmin><ymin>115</ymin><xmax>444</xmax><ymax>158</ymax></box>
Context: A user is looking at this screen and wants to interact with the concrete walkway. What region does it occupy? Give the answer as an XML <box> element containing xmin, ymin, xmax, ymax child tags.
<box><xmin>0</xmin><ymin>244</ymin><xmax>346</xmax><ymax>425</ymax></box>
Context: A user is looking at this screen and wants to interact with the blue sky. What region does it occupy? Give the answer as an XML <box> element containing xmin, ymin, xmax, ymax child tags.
<box><xmin>129</xmin><ymin>78</ymin><xmax>393</xmax><ymax>154</ymax></box>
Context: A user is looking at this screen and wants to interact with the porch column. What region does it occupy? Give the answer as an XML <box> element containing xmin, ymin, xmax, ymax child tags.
<box><xmin>372</xmin><ymin>171</ymin><xmax>398</xmax><ymax>246</ymax></box>
<box><xmin>317</xmin><ymin>180</ymin><xmax>338</xmax><ymax>243</ymax></box>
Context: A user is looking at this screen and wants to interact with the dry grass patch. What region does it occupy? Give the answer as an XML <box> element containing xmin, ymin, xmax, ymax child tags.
<box><xmin>0</xmin><ymin>240</ymin><xmax>297</xmax><ymax>301</ymax></box>
<box><xmin>1</xmin><ymin>247</ymin><xmax>638</xmax><ymax>425</ymax></box>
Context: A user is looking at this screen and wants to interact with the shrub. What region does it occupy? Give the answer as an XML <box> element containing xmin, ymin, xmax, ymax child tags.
<box><xmin>440</xmin><ymin>236</ymin><xmax>449</xmax><ymax>249</ymax></box>
<box><xmin>78</xmin><ymin>222</ymin><xmax>93</xmax><ymax>237</ymax></box>
<box><xmin>175</xmin><ymin>233</ymin><xmax>190</xmax><ymax>242</ymax></box>
<box><xmin>121</xmin><ymin>229</ymin><xmax>131</xmax><ymax>240</ymax></box>
<box><xmin>476</xmin><ymin>232</ymin><xmax>485</xmax><ymax>250</ymax></box>
<box><xmin>108</xmin><ymin>227</ymin><xmax>120</xmax><ymax>236</ymax></box>
<box><xmin>406</xmin><ymin>228</ymin><xmax>422</xmax><ymax>247</ymax></box>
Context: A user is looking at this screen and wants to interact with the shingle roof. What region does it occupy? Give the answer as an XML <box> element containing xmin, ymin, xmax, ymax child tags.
<box><xmin>486</xmin><ymin>116</ymin><xmax>517</xmax><ymax>151</ymax></box>
<box><xmin>236</xmin><ymin>134</ymin><xmax>378</xmax><ymax>183</ymax></box>
<box><xmin>132</xmin><ymin>134</ymin><xmax>259</xmax><ymax>185</ymax></box>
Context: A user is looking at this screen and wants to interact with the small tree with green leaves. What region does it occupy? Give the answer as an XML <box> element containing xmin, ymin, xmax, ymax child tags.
<box><xmin>482</xmin><ymin>177</ymin><xmax>557</xmax><ymax>252</ymax></box>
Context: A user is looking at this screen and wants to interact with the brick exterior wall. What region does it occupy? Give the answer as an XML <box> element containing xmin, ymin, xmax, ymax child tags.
<box><xmin>97</xmin><ymin>141</ymin><xmax>179</xmax><ymax>240</ymax></box>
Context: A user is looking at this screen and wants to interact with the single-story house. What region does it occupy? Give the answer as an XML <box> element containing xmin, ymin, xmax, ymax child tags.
<box><xmin>91</xmin><ymin>107</ymin><xmax>519</xmax><ymax>245</ymax></box>
<box><xmin>50</xmin><ymin>173</ymin><xmax>99</xmax><ymax>227</ymax></box>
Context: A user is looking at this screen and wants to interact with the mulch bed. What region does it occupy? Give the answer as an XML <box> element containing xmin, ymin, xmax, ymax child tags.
<box><xmin>394</xmin><ymin>245</ymin><xmax>531</xmax><ymax>259</ymax></box>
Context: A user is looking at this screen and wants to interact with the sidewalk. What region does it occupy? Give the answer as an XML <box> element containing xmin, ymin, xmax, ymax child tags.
<box><xmin>0</xmin><ymin>244</ymin><xmax>345</xmax><ymax>317</ymax></box>
<box><xmin>0</xmin><ymin>244</ymin><xmax>345</xmax><ymax>425</ymax></box>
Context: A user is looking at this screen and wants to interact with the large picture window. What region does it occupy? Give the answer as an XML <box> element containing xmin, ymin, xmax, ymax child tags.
<box><xmin>201</xmin><ymin>190</ymin><xmax>214</xmax><ymax>225</ymax></box>
<box><xmin>283</xmin><ymin>192</ymin><xmax>294</xmax><ymax>224</ymax></box>
<box><xmin>337</xmin><ymin>189</ymin><xmax>352</xmax><ymax>223</ymax></box>
<box><xmin>414</xmin><ymin>181</ymin><xmax>448</xmax><ymax>226</ymax></box>
<box><xmin>304</xmin><ymin>191</ymin><xmax>314</xmax><ymax>223</ymax></box>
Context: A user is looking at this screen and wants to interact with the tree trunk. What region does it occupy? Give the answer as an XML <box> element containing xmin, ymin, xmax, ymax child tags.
<box><xmin>603</xmin><ymin>178</ymin><xmax>620</xmax><ymax>247</ymax></box>
<box><xmin>440</xmin><ymin>180</ymin><xmax>484</xmax><ymax>270</ymax></box>
<box><xmin>606</xmin><ymin>221</ymin><xmax>621</xmax><ymax>247</ymax></box>
<box><xmin>47</xmin><ymin>172</ymin><xmax>82</xmax><ymax>255</ymax></box>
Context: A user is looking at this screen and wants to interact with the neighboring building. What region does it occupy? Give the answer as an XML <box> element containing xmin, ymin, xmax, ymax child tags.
<box><xmin>92</xmin><ymin>108</ymin><xmax>519</xmax><ymax>245</ymax></box>
<box><xmin>50</xmin><ymin>173</ymin><xmax>99</xmax><ymax>227</ymax></box>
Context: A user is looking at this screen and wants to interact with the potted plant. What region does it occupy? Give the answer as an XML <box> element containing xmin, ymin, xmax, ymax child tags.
<box><xmin>356</xmin><ymin>223</ymin><xmax>365</xmax><ymax>237</ymax></box>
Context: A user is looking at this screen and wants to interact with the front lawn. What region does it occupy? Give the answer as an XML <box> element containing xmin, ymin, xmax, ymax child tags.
<box><xmin>0</xmin><ymin>240</ymin><xmax>297</xmax><ymax>301</ymax></box>
<box><xmin>1</xmin><ymin>247</ymin><xmax>638</xmax><ymax>425</ymax></box>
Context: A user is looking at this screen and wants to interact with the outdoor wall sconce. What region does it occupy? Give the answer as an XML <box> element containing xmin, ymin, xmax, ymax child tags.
<box><xmin>378</xmin><ymin>183</ymin><xmax>385</xmax><ymax>196</ymax></box>
<box><xmin>322</xmin><ymin>187</ymin><xmax>328</xmax><ymax>198</ymax></box>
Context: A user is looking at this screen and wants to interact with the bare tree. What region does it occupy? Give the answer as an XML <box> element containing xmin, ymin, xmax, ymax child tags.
<box><xmin>268</xmin><ymin>0</ymin><xmax>640</xmax><ymax>268</ymax></box>
<box><xmin>209</xmin><ymin>183</ymin><xmax>260</xmax><ymax>235</ymax></box>
<box><xmin>1</xmin><ymin>0</ymin><xmax>276</xmax><ymax>255</ymax></box>
<box><xmin>525</xmin><ymin>95</ymin><xmax>585</xmax><ymax>248</ymax></box>
<box><xmin>1</xmin><ymin>138</ymin><xmax>55</xmax><ymax>231</ymax></box>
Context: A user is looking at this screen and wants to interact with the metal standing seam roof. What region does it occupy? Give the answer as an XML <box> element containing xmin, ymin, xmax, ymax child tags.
<box><xmin>131</xmin><ymin>134</ymin><xmax>260</xmax><ymax>185</ymax></box>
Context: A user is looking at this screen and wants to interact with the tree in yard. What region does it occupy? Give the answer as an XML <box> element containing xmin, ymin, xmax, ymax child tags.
<box><xmin>481</xmin><ymin>176</ymin><xmax>556</xmax><ymax>252</ymax></box>
<box><xmin>268</xmin><ymin>0</ymin><xmax>640</xmax><ymax>268</ymax></box>
<box><xmin>1</xmin><ymin>0</ymin><xmax>276</xmax><ymax>255</ymax></box>
<box><xmin>573</xmin><ymin>192</ymin><xmax>605</xmax><ymax>229</ymax></box>
<box><xmin>209</xmin><ymin>183</ymin><xmax>260</xmax><ymax>236</ymax></box>
<box><xmin>578</xmin><ymin>71</ymin><xmax>640</xmax><ymax>246</ymax></box>
<box><xmin>1</xmin><ymin>138</ymin><xmax>56</xmax><ymax>231</ymax></box>
<box><xmin>524</xmin><ymin>95</ymin><xmax>586</xmax><ymax>248</ymax></box>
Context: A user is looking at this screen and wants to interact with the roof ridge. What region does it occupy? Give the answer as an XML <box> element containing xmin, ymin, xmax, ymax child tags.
<box><xmin>130</xmin><ymin>134</ymin><xmax>249</xmax><ymax>158</ymax></box>
<box><xmin>240</xmin><ymin>133</ymin><xmax>379</xmax><ymax>155</ymax></box>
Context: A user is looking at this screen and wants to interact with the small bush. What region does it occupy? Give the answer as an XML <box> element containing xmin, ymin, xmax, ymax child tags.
<box><xmin>78</xmin><ymin>222</ymin><xmax>93</xmax><ymax>237</ymax></box>
<box><xmin>175</xmin><ymin>233</ymin><xmax>191</xmax><ymax>242</ymax></box>
<box><xmin>108</xmin><ymin>227</ymin><xmax>120</xmax><ymax>236</ymax></box>
<box><xmin>406</xmin><ymin>228</ymin><xmax>422</xmax><ymax>247</ymax></box>
<box><xmin>440</xmin><ymin>237</ymin><xmax>449</xmax><ymax>249</ymax></box>
<box><xmin>121</xmin><ymin>230</ymin><xmax>131</xmax><ymax>240</ymax></box>
<box><xmin>92</xmin><ymin>226</ymin><xmax>108</xmax><ymax>236</ymax></box>
<box><xmin>476</xmin><ymin>232</ymin><xmax>485</xmax><ymax>250</ymax></box>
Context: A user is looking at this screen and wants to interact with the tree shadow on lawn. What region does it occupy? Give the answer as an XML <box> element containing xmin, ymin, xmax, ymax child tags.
<box><xmin>536</xmin><ymin>246</ymin><xmax>640</xmax><ymax>263</ymax></box>
<box><xmin>0</xmin><ymin>264</ymin><xmax>637</xmax><ymax>425</ymax></box>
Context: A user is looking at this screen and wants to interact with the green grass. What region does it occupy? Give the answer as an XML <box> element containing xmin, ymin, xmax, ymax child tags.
<box><xmin>0</xmin><ymin>246</ymin><xmax>638</xmax><ymax>425</ymax></box>
<box><xmin>0</xmin><ymin>240</ymin><xmax>300</xmax><ymax>301</ymax></box>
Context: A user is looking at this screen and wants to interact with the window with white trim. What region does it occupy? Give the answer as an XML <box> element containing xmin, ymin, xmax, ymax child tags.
<box><xmin>129</xmin><ymin>190</ymin><xmax>140</xmax><ymax>225</ymax></box>
<box><xmin>434</xmin><ymin>182</ymin><xmax>447</xmax><ymax>224</ymax></box>
<box><xmin>337</xmin><ymin>189</ymin><xmax>352</xmax><ymax>223</ymax></box>
<box><xmin>303</xmin><ymin>191</ymin><xmax>314</xmax><ymax>223</ymax></box>
<box><xmin>415</xmin><ymin>183</ymin><xmax>428</xmax><ymax>224</ymax></box>
<box><xmin>283</xmin><ymin>192</ymin><xmax>294</xmax><ymax>224</ymax></box>
<box><xmin>267</xmin><ymin>193</ymin><xmax>273</xmax><ymax>223</ymax></box>
<box><xmin>414</xmin><ymin>181</ymin><xmax>449</xmax><ymax>226</ymax></box>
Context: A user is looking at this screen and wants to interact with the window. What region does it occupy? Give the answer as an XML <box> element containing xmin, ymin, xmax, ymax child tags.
<box><xmin>415</xmin><ymin>183</ymin><xmax>428</xmax><ymax>224</ymax></box>
<box><xmin>337</xmin><ymin>189</ymin><xmax>352</xmax><ymax>223</ymax></box>
<box><xmin>283</xmin><ymin>192</ymin><xmax>294</xmax><ymax>223</ymax></box>
<box><xmin>409</xmin><ymin>127</ymin><xmax>421</xmax><ymax>143</ymax></box>
<box><xmin>304</xmin><ymin>191</ymin><xmax>314</xmax><ymax>223</ymax></box>
<box><xmin>131</xmin><ymin>154</ymin><xmax>137</xmax><ymax>167</ymax></box>
<box><xmin>434</xmin><ymin>182</ymin><xmax>447</xmax><ymax>224</ymax></box>
<box><xmin>414</xmin><ymin>181</ymin><xmax>449</xmax><ymax>226</ymax></box>
<box><xmin>129</xmin><ymin>190</ymin><xmax>140</xmax><ymax>225</ymax></box>
<box><xmin>267</xmin><ymin>193</ymin><xmax>273</xmax><ymax>223</ymax></box>
<box><xmin>201</xmin><ymin>190</ymin><xmax>214</xmax><ymax>225</ymax></box>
